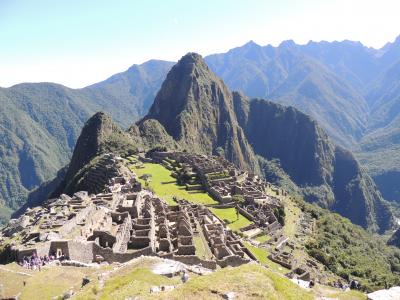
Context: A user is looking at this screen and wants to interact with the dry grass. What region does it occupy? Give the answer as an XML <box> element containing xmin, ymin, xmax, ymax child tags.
<box><xmin>0</xmin><ymin>263</ymin><xmax>101</xmax><ymax>300</ymax></box>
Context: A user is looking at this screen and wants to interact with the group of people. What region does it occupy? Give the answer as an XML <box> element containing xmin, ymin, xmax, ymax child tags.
<box><xmin>19</xmin><ymin>252</ymin><xmax>60</xmax><ymax>270</ymax></box>
<box><xmin>332</xmin><ymin>280</ymin><xmax>348</xmax><ymax>290</ymax></box>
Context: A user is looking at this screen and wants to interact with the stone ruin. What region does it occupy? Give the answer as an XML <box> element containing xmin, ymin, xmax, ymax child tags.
<box><xmin>1</xmin><ymin>154</ymin><xmax>255</xmax><ymax>269</ymax></box>
<box><xmin>149</xmin><ymin>151</ymin><xmax>321</xmax><ymax>279</ymax></box>
<box><xmin>150</xmin><ymin>151</ymin><xmax>284</xmax><ymax>238</ymax></box>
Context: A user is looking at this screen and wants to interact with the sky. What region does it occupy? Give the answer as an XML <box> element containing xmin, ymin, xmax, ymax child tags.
<box><xmin>1</xmin><ymin>0</ymin><xmax>399</xmax><ymax>88</ymax></box>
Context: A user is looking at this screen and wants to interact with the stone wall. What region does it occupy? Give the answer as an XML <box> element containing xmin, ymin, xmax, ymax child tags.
<box><xmin>49</xmin><ymin>240</ymin><xmax>70</xmax><ymax>257</ymax></box>
<box><xmin>217</xmin><ymin>255</ymin><xmax>250</xmax><ymax>268</ymax></box>
<box><xmin>92</xmin><ymin>243</ymin><xmax>155</xmax><ymax>263</ymax></box>
<box><xmin>58</xmin><ymin>204</ymin><xmax>95</xmax><ymax>237</ymax></box>
<box><xmin>176</xmin><ymin>245</ymin><xmax>196</xmax><ymax>255</ymax></box>
<box><xmin>268</xmin><ymin>254</ymin><xmax>292</xmax><ymax>269</ymax></box>
<box><xmin>210</xmin><ymin>204</ymin><xmax>236</xmax><ymax>209</ymax></box>
<box><xmin>68</xmin><ymin>240</ymin><xmax>94</xmax><ymax>263</ymax></box>
<box><xmin>172</xmin><ymin>255</ymin><xmax>217</xmax><ymax>270</ymax></box>
<box><xmin>238</xmin><ymin>206</ymin><xmax>255</xmax><ymax>222</ymax></box>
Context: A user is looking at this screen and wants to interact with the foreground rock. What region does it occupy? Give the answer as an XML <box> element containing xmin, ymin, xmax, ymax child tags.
<box><xmin>367</xmin><ymin>286</ymin><xmax>400</xmax><ymax>300</ymax></box>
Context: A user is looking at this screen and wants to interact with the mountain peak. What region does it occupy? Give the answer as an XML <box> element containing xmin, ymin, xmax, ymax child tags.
<box><xmin>142</xmin><ymin>51</ymin><xmax>228</xmax><ymax>139</ymax></box>
<box><xmin>279</xmin><ymin>39</ymin><xmax>296</xmax><ymax>48</ymax></box>
<box><xmin>140</xmin><ymin>52</ymin><xmax>258</xmax><ymax>172</ymax></box>
<box><xmin>90</xmin><ymin>111</ymin><xmax>109</xmax><ymax>123</ymax></box>
<box><xmin>180</xmin><ymin>52</ymin><xmax>203</xmax><ymax>62</ymax></box>
<box><xmin>243</xmin><ymin>40</ymin><xmax>260</xmax><ymax>48</ymax></box>
<box><xmin>175</xmin><ymin>52</ymin><xmax>210</xmax><ymax>74</ymax></box>
<box><xmin>394</xmin><ymin>34</ymin><xmax>400</xmax><ymax>43</ymax></box>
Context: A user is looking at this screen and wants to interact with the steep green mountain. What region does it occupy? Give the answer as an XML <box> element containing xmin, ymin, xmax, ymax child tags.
<box><xmin>53</xmin><ymin>112</ymin><xmax>136</xmax><ymax>196</ymax></box>
<box><xmin>205</xmin><ymin>37</ymin><xmax>400</xmax><ymax>97</ymax></box>
<box><xmin>136</xmin><ymin>53</ymin><xmax>393</xmax><ymax>233</ymax></box>
<box><xmin>0</xmin><ymin>84</ymin><xmax>90</xmax><ymax>224</ymax></box>
<box><xmin>296</xmin><ymin>40</ymin><xmax>380</xmax><ymax>89</ymax></box>
<box><xmin>378</xmin><ymin>35</ymin><xmax>400</xmax><ymax>70</ymax></box>
<box><xmin>233</xmin><ymin>95</ymin><xmax>392</xmax><ymax>232</ymax></box>
<box><xmin>140</xmin><ymin>53</ymin><xmax>259</xmax><ymax>173</ymax></box>
<box><xmin>358</xmin><ymin>61</ymin><xmax>400</xmax><ymax>201</ymax></box>
<box><xmin>128</xmin><ymin>119</ymin><xmax>179</xmax><ymax>151</ymax></box>
<box><xmin>268</xmin><ymin>57</ymin><xmax>368</xmax><ymax>147</ymax></box>
<box><xmin>82</xmin><ymin>60</ymin><xmax>174</xmax><ymax>126</ymax></box>
<box><xmin>299</xmin><ymin>198</ymin><xmax>400</xmax><ymax>290</ymax></box>
<box><xmin>0</xmin><ymin>60</ymin><xmax>172</xmax><ymax>224</ymax></box>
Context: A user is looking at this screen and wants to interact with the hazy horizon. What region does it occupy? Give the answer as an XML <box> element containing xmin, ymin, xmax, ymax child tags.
<box><xmin>1</xmin><ymin>0</ymin><xmax>400</xmax><ymax>88</ymax></box>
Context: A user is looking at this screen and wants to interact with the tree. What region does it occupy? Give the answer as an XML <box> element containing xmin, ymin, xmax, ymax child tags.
<box><xmin>232</xmin><ymin>194</ymin><xmax>245</xmax><ymax>204</ymax></box>
<box><xmin>273</xmin><ymin>206</ymin><xmax>285</xmax><ymax>226</ymax></box>
<box><xmin>140</xmin><ymin>174</ymin><xmax>152</xmax><ymax>187</ymax></box>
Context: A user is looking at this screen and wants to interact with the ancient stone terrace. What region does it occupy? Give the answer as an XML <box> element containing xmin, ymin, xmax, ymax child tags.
<box><xmin>239</xmin><ymin>202</ymin><xmax>282</xmax><ymax>235</ymax></box>
<box><xmin>149</xmin><ymin>151</ymin><xmax>284</xmax><ymax>237</ymax></box>
<box><xmin>152</xmin><ymin>152</ymin><xmax>267</xmax><ymax>200</ymax></box>
<box><xmin>1</xmin><ymin>154</ymin><xmax>255</xmax><ymax>269</ymax></box>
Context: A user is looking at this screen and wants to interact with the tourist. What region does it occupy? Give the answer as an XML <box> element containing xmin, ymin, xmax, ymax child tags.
<box><xmin>82</xmin><ymin>276</ymin><xmax>90</xmax><ymax>288</ymax></box>
<box><xmin>181</xmin><ymin>270</ymin><xmax>189</xmax><ymax>283</ymax></box>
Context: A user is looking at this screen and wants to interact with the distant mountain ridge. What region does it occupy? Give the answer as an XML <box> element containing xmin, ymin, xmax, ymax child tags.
<box><xmin>204</xmin><ymin>36</ymin><xmax>400</xmax><ymax>203</ymax></box>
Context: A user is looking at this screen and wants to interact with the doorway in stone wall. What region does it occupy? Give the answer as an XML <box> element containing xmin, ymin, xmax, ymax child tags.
<box><xmin>56</xmin><ymin>248</ymin><xmax>62</xmax><ymax>258</ymax></box>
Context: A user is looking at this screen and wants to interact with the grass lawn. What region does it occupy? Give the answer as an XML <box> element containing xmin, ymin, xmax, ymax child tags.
<box><xmin>281</xmin><ymin>196</ymin><xmax>302</xmax><ymax>239</ymax></box>
<box><xmin>243</xmin><ymin>242</ymin><xmax>290</xmax><ymax>275</ymax></box>
<box><xmin>98</xmin><ymin>268</ymin><xmax>181</xmax><ymax>300</ymax></box>
<box><xmin>5</xmin><ymin>257</ymin><xmax>364</xmax><ymax>300</ymax></box>
<box><xmin>313</xmin><ymin>285</ymin><xmax>367</xmax><ymax>300</ymax></box>
<box><xmin>75</xmin><ymin>257</ymin><xmax>183</xmax><ymax>300</ymax></box>
<box><xmin>0</xmin><ymin>267</ymin><xmax>30</xmax><ymax>298</ymax></box>
<box><xmin>0</xmin><ymin>263</ymin><xmax>101</xmax><ymax>300</ymax></box>
<box><xmin>209</xmin><ymin>207</ymin><xmax>252</xmax><ymax>231</ymax></box>
<box><xmin>131</xmin><ymin>163</ymin><xmax>217</xmax><ymax>206</ymax></box>
<box><xmin>193</xmin><ymin>234</ymin><xmax>213</xmax><ymax>260</ymax></box>
<box><xmin>254</xmin><ymin>234</ymin><xmax>271</xmax><ymax>243</ymax></box>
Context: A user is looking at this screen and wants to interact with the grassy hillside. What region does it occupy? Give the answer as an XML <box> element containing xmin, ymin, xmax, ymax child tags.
<box><xmin>72</xmin><ymin>257</ymin><xmax>363</xmax><ymax>300</ymax></box>
<box><xmin>2</xmin><ymin>256</ymin><xmax>365</xmax><ymax>300</ymax></box>
<box><xmin>298</xmin><ymin>199</ymin><xmax>400</xmax><ymax>291</ymax></box>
